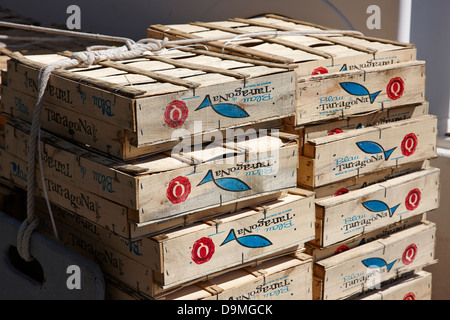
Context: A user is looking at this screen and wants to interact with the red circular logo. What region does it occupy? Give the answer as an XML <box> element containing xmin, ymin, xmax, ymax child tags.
<box><xmin>312</xmin><ymin>67</ymin><xmax>328</xmax><ymax>75</ymax></box>
<box><xmin>402</xmin><ymin>243</ymin><xmax>418</xmax><ymax>265</ymax></box>
<box><xmin>405</xmin><ymin>188</ymin><xmax>421</xmax><ymax>211</ymax></box>
<box><xmin>191</xmin><ymin>237</ymin><xmax>215</xmax><ymax>264</ymax></box>
<box><xmin>387</xmin><ymin>77</ymin><xmax>405</xmax><ymax>100</ymax></box>
<box><xmin>164</xmin><ymin>100</ymin><xmax>188</xmax><ymax>128</ymax></box>
<box><xmin>401</xmin><ymin>133</ymin><xmax>418</xmax><ymax>156</ymax></box>
<box><xmin>166</xmin><ymin>176</ymin><xmax>191</xmax><ymax>204</ymax></box>
<box><xmin>334</xmin><ymin>188</ymin><xmax>349</xmax><ymax>197</ymax></box>
<box><xmin>328</xmin><ymin>128</ymin><xmax>344</xmax><ymax>136</ymax></box>
<box><xmin>403</xmin><ymin>292</ymin><xmax>416</xmax><ymax>300</ymax></box>
<box><xmin>334</xmin><ymin>245</ymin><xmax>349</xmax><ymax>255</ymax></box>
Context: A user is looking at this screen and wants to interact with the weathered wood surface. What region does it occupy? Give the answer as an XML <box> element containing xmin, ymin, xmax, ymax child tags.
<box><xmin>38</xmin><ymin>188</ymin><xmax>314</xmax><ymax>288</ymax></box>
<box><xmin>306</xmin><ymin>214</ymin><xmax>424</xmax><ymax>261</ymax></box>
<box><xmin>314</xmin><ymin>167</ymin><xmax>439</xmax><ymax>247</ymax></box>
<box><xmin>354</xmin><ymin>270</ymin><xmax>432</xmax><ymax>300</ymax></box>
<box><xmin>160</xmin><ymin>252</ymin><xmax>313</xmax><ymax>300</ymax></box>
<box><xmin>147</xmin><ymin>14</ymin><xmax>419</xmax><ymax>126</ymax></box>
<box><xmin>298</xmin><ymin>115</ymin><xmax>437</xmax><ymax>188</ymax></box>
<box><xmin>3</xmin><ymin>118</ymin><xmax>298</xmax><ymax>225</ymax></box>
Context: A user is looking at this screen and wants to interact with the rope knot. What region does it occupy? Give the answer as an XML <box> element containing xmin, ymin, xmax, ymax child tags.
<box><xmin>70</xmin><ymin>37</ymin><xmax>168</xmax><ymax>68</ymax></box>
<box><xmin>16</xmin><ymin>216</ymin><xmax>40</xmax><ymax>262</ymax></box>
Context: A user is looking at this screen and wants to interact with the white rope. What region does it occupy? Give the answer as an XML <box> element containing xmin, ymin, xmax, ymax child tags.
<box><xmin>10</xmin><ymin>23</ymin><xmax>364</xmax><ymax>261</ymax></box>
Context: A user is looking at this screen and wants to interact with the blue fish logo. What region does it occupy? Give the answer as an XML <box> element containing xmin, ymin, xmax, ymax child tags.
<box><xmin>195</xmin><ymin>95</ymin><xmax>250</xmax><ymax>118</ymax></box>
<box><xmin>340</xmin><ymin>82</ymin><xmax>381</xmax><ymax>103</ymax></box>
<box><xmin>362</xmin><ymin>200</ymin><xmax>401</xmax><ymax>218</ymax></box>
<box><xmin>221</xmin><ymin>229</ymin><xmax>272</xmax><ymax>248</ymax></box>
<box><xmin>362</xmin><ymin>257</ymin><xmax>397</xmax><ymax>272</ymax></box>
<box><xmin>356</xmin><ymin>141</ymin><xmax>396</xmax><ymax>160</ymax></box>
<box><xmin>197</xmin><ymin>170</ymin><xmax>251</xmax><ymax>192</ymax></box>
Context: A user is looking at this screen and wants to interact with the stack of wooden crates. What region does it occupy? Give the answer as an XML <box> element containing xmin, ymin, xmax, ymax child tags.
<box><xmin>0</xmin><ymin>13</ymin><xmax>439</xmax><ymax>300</ymax></box>
<box><xmin>0</xmin><ymin>19</ymin><xmax>315</xmax><ymax>299</ymax></box>
<box><xmin>145</xmin><ymin>14</ymin><xmax>439</xmax><ymax>300</ymax></box>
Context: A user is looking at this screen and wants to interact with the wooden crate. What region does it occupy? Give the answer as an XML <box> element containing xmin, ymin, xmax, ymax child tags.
<box><xmin>158</xmin><ymin>252</ymin><xmax>312</xmax><ymax>300</ymax></box>
<box><xmin>37</xmin><ymin>210</ymin><xmax>304</xmax><ymax>298</ymax></box>
<box><xmin>298</xmin><ymin>114</ymin><xmax>437</xmax><ymax>188</ymax></box>
<box><xmin>3</xmin><ymin>48</ymin><xmax>296</xmax><ymax>159</ymax></box>
<box><xmin>37</xmin><ymin>188</ymin><xmax>314</xmax><ymax>288</ymax></box>
<box><xmin>313</xmin><ymin>221</ymin><xmax>437</xmax><ymax>300</ymax></box>
<box><xmin>313</xmin><ymin>167</ymin><xmax>439</xmax><ymax>247</ymax></box>
<box><xmin>310</xmin><ymin>160</ymin><xmax>428</xmax><ymax>200</ymax></box>
<box><xmin>0</xmin><ymin>83</ymin><xmax>285</xmax><ymax>160</ymax></box>
<box><xmin>148</xmin><ymin>189</ymin><xmax>314</xmax><ymax>288</ymax></box>
<box><xmin>34</xmin><ymin>190</ymin><xmax>288</xmax><ymax>240</ymax></box>
<box><xmin>306</xmin><ymin>214</ymin><xmax>424</xmax><ymax>262</ymax></box>
<box><xmin>287</xmin><ymin>102</ymin><xmax>429</xmax><ymax>156</ymax></box>
<box><xmin>147</xmin><ymin>15</ymin><xmax>422</xmax><ymax>126</ymax></box>
<box><xmin>3</xmin><ymin>117</ymin><xmax>298</xmax><ymax>226</ymax></box>
<box><xmin>354</xmin><ymin>270</ymin><xmax>432</xmax><ymax>300</ymax></box>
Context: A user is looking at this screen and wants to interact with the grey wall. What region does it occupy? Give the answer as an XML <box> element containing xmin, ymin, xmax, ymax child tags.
<box><xmin>0</xmin><ymin>0</ymin><xmax>399</xmax><ymax>40</ymax></box>
<box><xmin>410</xmin><ymin>0</ymin><xmax>450</xmax><ymax>135</ymax></box>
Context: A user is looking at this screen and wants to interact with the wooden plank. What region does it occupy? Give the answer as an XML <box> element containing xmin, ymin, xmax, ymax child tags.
<box><xmin>144</xmin><ymin>54</ymin><xmax>250</xmax><ymax>79</ymax></box>
<box><xmin>296</xmin><ymin>61</ymin><xmax>426</xmax><ymax>125</ymax></box>
<box><xmin>5</xmin><ymin>118</ymin><xmax>298</xmax><ymax>225</ymax></box>
<box><xmin>297</xmin><ymin>102</ymin><xmax>429</xmax><ymax>142</ymax></box>
<box><xmin>314</xmin><ymin>221</ymin><xmax>437</xmax><ymax>300</ymax></box>
<box><xmin>134</xmin><ymin>70</ymin><xmax>296</xmax><ymax>147</ymax></box>
<box><xmin>5</xmin><ymin>52</ymin><xmax>296</xmax><ymax>148</ymax></box>
<box><xmin>190</xmin><ymin>21</ymin><xmax>333</xmax><ymax>60</ymax></box>
<box><xmin>128</xmin><ymin>191</ymin><xmax>287</xmax><ymax>240</ymax></box>
<box><xmin>354</xmin><ymin>270</ymin><xmax>432</xmax><ymax>300</ymax></box>
<box><xmin>298</xmin><ymin>115</ymin><xmax>437</xmax><ymax>187</ymax></box>
<box><xmin>314</xmin><ymin>167</ymin><xmax>440</xmax><ymax>247</ymax></box>
<box><xmin>151</xmin><ymin>190</ymin><xmax>315</xmax><ymax>288</ymax></box>
<box><xmin>150</xmin><ymin>24</ymin><xmax>295</xmax><ymax>64</ymax></box>
<box><xmin>2</xmin><ymin>84</ymin><xmax>285</xmax><ymax>160</ymax></box>
<box><xmin>159</xmin><ymin>252</ymin><xmax>312</xmax><ymax>300</ymax></box>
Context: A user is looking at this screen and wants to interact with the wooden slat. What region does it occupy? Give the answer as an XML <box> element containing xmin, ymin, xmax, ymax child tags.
<box><xmin>60</xmin><ymin>50</ymin><xmax>200</xmax><ymax>89</ymax></box>
<box><xmin>264</xmin><ymin>14</ymin><xmax>331</xmax><ymax>30</ymax></box>
<box><xmin>231</xmin><ymin>17</ymin><xmax>378</xmax><ymax>55</ymax></box>
<box><xmin>191</xmin><ymin>21</ymin><xmax>335</xmax><ymax>60</ymax></box>
<box><xmin>265</xmin><ymin>14</ymin><xmax>414</xmax><ymax>48</ymax></box>
<box><xmin>143</xmin><ymin>54</ymin><xmax>250</xmax><ymax>79</ymax></box>
<box><xmin>8</xmin><ymin>52</ymin><xmax>146</xmax><ymax>98</ymax></box>
<box><xmin>151</xmin><ymin>24</ymin><xmax>294</xmax><ymax>64</ymax></box>
<box><xmin>166</xmin><ymin>45</ymin><xmax>296</xmax><ymax>70</ymax></box>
